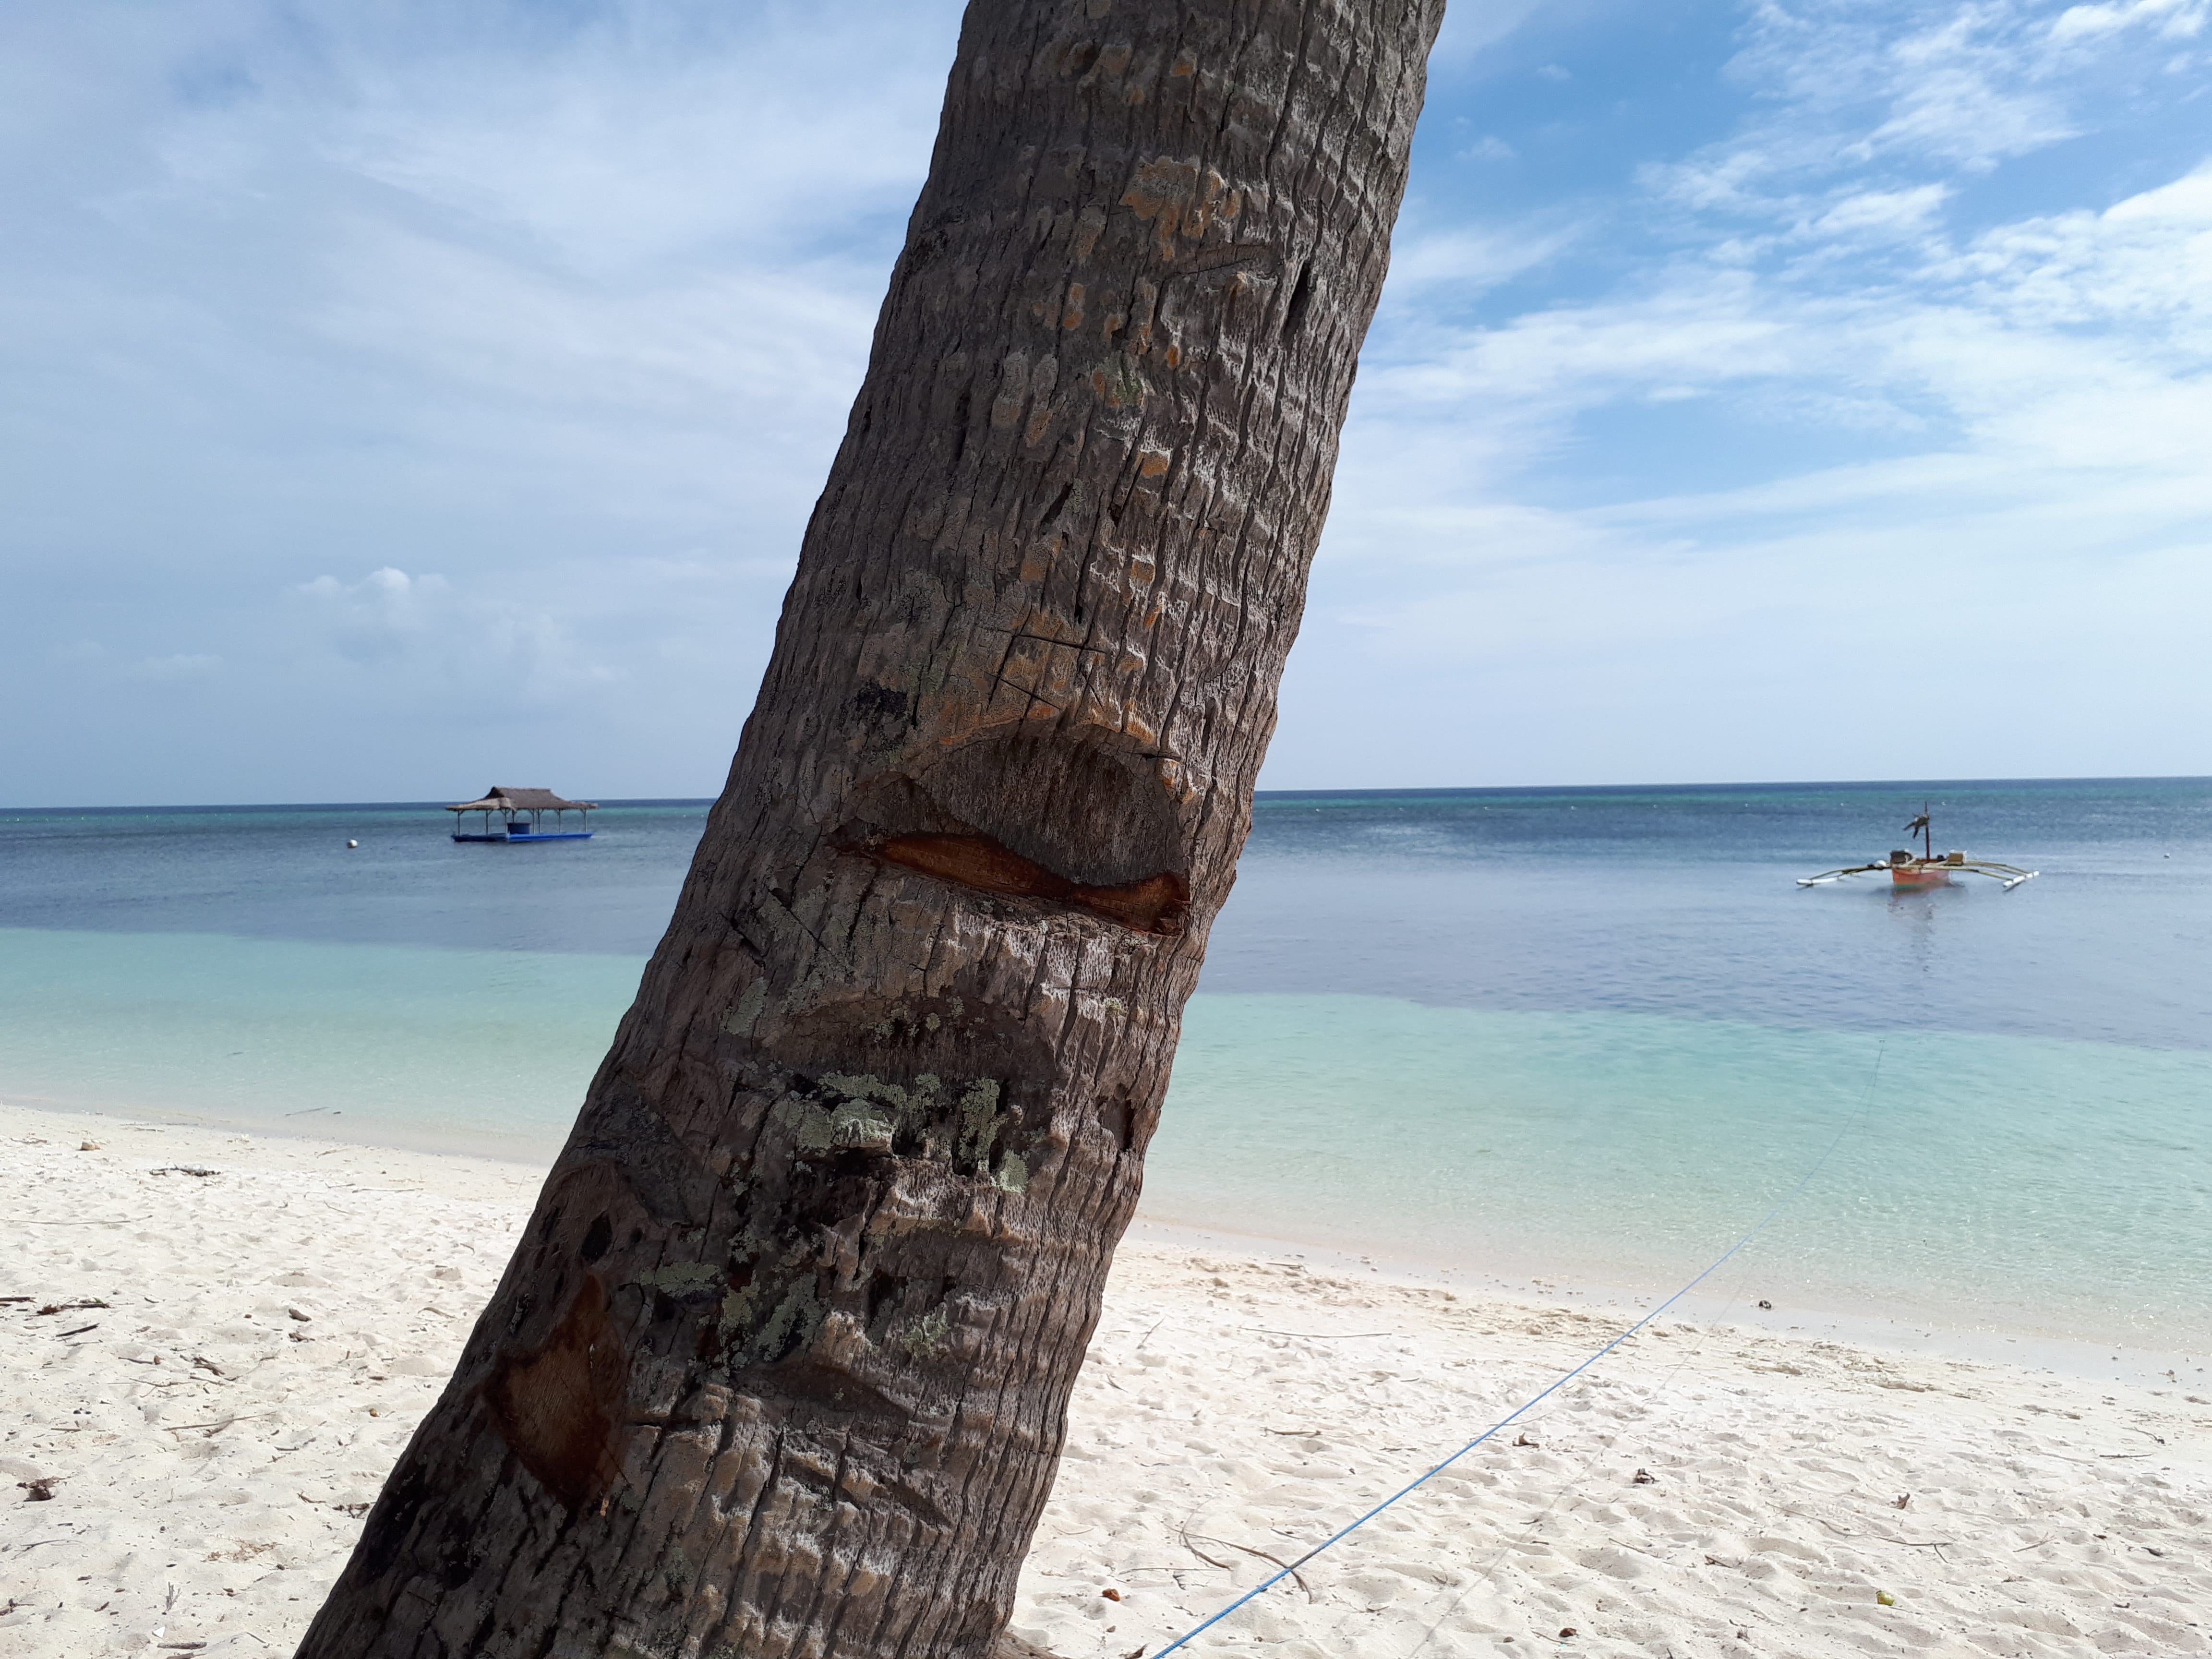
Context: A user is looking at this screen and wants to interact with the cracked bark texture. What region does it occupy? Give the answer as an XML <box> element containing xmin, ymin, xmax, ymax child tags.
<box><xmin>296</xmin><ymin>1</ymin><xmax>1443</xmax><ymax>1655</ymax></box>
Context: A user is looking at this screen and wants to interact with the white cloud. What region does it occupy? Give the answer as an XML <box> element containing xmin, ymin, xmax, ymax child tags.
<box><xmin>131</xmin><ymin>652</ymin><xmax>223</xmax><ymax>681</ymax></box>
<box><xmin>293</xmin><ymin>566</ymin><xmax>449</xmax><ymax>664</ymax></box>
<box><xmin>1382</xmin><ymin>220</ymin><xmax>1577</xmax><ymax>301</ymax></box>
<box><xmin>1647</xmin><ymin>0</ymin><xmax>2188</xmax><ymax>222</ymax></box>
<box><xmin>1430</xmin><ymin>0</ymin><xmax>1550</xmax><ymax>66</ymax></box>
<box><xmin>1354</xmin><ymin>151</ymin><xmax>2212</xmax><ymax>529</ymax></box>
<box><xmin>1361</xmin><ymin>270</ymin><xmax>1806</xmax><ymax>437</ymax></box>
<box><xmin>1863</xmin><ymin>12</ymin><xmax>2078</xmax><ymax>168</ymax></box>
<box><xmin>290</xmin><ymin>565</ymin><xmax>625</xmax><ymax>707</ymax></box>
<box><xmin>2051</xmin><ymin>0</ymin><xmax>2207</xmax><ymax>42</ymax></box>
<box><xmin>1936</xmin><ymin>164</ymin><xmax>2212</xmax><ymax>340</ymax></box>
<box><xmin>1810</xmin><ymin>182</ymin><xmax>1952</xmax><ymax>238</ymax></box>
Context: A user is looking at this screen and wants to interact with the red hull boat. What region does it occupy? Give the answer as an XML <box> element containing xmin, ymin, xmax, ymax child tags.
<box><xmin>1799</xmin><ymin>804</ymin><xmax>2037</xmax><ymax>892</ymax></box>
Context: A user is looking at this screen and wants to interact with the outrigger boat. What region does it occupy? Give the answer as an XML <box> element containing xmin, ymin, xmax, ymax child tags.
<box><xmin>1799</xmin><ymin>804</ymin><xmax>2037</xmax><ymax>891</ymax></box>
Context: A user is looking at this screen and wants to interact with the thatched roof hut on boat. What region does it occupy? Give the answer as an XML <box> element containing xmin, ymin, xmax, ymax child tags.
<box><xmin>447</xmin><ymin>785</ymin><xmax>598</xmax><ymax>842</ymax></box>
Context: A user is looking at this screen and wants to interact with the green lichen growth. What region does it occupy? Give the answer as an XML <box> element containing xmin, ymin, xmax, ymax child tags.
<box><xmin>789</xmin><ymin>1096</ymin><xmax>895</xmax><ymax>1153</ymax></box>
<box><xmin>993</xmin><ymin>1153</ymin><xmax>1028</xmax><ymax>1193</ymax></box>
<box><xmin>836</xmin><ymin>1104</ymin><xmax>896</xmax><ymax>1149</ymax></box>
<box><xmin>817</xmin><ymin>1070</ymin><xmax>908</xmax><ymax>1106</ymax></box>
<box><xmin>892</xmin><ymin>1303</ymin><xmax>954</xmax><ymax>1359</ymax></box>
<box><xmin>637</xmin><ymin>1262</ymin><xmax>724</xmax><ymax>1297</ymax></box>
<box><xmin>1090</xmin><ymin>350</ymin><xmax>1149</xmax><ymax>409</ymax></box>
<box><xmin>720</xmin><ymin>979</ymin><xmax>768</xmax><ymax>1036</ymax></box>
<box><xmin>745</xmin><ymin>1282</ymin><xmax>826</xmax><ymax>1364</ymax></box>
<box><xmin>773</xmin><ymin>1076</ymin><xmax>899</xmax><ymax>1154</ymax></box>
<box><xmin>718</xmin><ymin>1287</ymin><xmax>758</xmax><ymax>1337</ymax></box>
<box><xmin>955</xmin><ymin>1079</ymin><xmax>1004</xmax><ymax>1169</ymax></box>
<box><xmin>770</xmin><ymin>1070</ymin><xmax>1017</xmax><ymax>1176</ymax></box>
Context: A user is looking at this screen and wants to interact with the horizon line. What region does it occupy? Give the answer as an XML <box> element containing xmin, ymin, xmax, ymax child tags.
<box><xmin>6</xmin><ymin>773</ymin><xmax>2209</xmax><ymax>815</ymax></box>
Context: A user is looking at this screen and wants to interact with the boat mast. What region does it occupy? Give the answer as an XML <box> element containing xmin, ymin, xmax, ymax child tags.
<box><xmin>1904</xmin><ymin>802</ymin><xmax>1933</xmax><ymax>862</ymax></box>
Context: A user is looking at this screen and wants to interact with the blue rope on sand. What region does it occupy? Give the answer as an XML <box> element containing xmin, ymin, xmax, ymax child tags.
<box><xmin>1150</xmin><ymin>1045</ymin><xmax>1884</xmax><ymax>1657</ymax></box>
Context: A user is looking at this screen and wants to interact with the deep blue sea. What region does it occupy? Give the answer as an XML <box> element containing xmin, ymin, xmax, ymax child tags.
<box><xmin>3</xmin><ymin>779</ymin><xmax>2207</xmax><ymax>1357</ymax></box>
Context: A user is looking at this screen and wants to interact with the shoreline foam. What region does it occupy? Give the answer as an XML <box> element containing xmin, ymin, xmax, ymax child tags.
<box><xmin>5</xmin><ymin>1103</ymin><xmax>2209</xmax><ymax>1657</ymax></box>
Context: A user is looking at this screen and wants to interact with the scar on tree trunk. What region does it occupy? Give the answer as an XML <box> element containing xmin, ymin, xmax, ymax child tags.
<box><xmin>294</xmin><ymin>1</ymin><xmax>1445</xmax><ymax>1656</ymax></box>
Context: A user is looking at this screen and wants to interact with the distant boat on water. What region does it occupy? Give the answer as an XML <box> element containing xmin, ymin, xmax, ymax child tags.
<box><xmin>1799</xmin><ymin>803</ymin><xmax>2036</xmax><ymax>891</ymax></box>
<box><xmin>448</xmin><ymin>786</ymin><xmax>598</xmax><ymax>843</ymax></box>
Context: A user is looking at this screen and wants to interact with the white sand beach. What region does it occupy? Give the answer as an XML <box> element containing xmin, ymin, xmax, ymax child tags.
<box><xmin>4</xmin><ymin>1102</ymin><xmax>2207</xmax><ymax>1658</ymax></box>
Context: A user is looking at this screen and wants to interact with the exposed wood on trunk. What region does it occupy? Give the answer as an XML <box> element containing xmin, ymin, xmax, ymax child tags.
<box><xmin>297</xmin><ymin>0</ymin><xmax>1443</xmax><ymax>1654</ymax></box>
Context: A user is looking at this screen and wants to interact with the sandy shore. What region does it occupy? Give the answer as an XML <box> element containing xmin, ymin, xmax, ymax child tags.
<box><xmin>4</xmin><ymin>1104</ymin><xmax>2207</xmax><ymax>1658</ymax></box>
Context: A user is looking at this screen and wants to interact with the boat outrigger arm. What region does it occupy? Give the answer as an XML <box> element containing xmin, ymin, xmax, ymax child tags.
<box><xmin>1797</xmin><ymin>856</ymin><xmax>2039</xmax><ymax>891</ymax></box>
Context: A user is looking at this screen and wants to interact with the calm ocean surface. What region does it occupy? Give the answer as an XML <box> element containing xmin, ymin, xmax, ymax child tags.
<box><xmin>3</xmin><ymin>779</ymin><xmax>2207</xmax><ymax>1355</ymax></box>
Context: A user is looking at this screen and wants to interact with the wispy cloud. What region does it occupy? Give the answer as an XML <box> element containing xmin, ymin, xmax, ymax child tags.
<box><xmin>131</xmin><ymin>652</ymin><xmax>224</xmax><ymax>682</ymax></box>
<box><xmin>1381</xmin><ymin>219</ymin><xmax>1582</xmax><ymax>304</ymax></box>
<box><xmin>1807</xmin><ymin>182</ymin><xmax>1954</xmax><ymax>239</ymax></box>
<box><xmin>1640</xmin><ymin>0</ymin><xmax>2187</xmax><ymax>228</ymax></box>
<box><xmin>2049</xmin><ymin>0</ymin><xmax>2207</xmax><ymax>43</ymax></box>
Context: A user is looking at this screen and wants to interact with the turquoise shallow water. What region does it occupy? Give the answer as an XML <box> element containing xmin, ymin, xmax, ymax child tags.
<box><xmin>0</xmin><ymin>926</ymin><xmax>640</xmax><ymax>1154</ymax></box>
<box><xmin>3</xmin><ymin>781</ymin><xmax>2208</xmax><ymax>1352</ymax></box>
<box><xmin>1152</xmin><ymin>996</ymin><xmax>2211</xmax><ymax>1351</ymax></box>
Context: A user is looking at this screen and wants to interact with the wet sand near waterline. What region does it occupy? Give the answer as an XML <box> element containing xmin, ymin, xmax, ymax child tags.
<box><xmin>4</xmin><ymin>1103</ymin><xmax>2208</xmax><ymax>1659</ymax></box>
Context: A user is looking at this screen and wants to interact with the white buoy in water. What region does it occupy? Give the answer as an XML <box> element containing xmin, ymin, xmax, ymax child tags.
<box><xmin>347</xmin><ymin>839</ymin><xmax>359</xmax><ymax>849</ymax></box>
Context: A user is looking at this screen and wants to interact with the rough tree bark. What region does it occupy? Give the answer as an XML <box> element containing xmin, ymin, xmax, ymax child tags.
<box><xmin>298</xmin><ymin>1</ymin><xmax>1443</xmax><ymax>1655</ymax></box>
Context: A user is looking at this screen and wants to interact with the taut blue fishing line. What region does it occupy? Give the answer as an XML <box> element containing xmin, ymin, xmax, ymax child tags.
<box><xmin>1148</xmin><ymin>1043</ymin><xmax>1886</xmax><ymax>1658</ymax></box>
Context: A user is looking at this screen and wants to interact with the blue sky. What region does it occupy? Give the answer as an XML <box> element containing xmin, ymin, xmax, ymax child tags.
<box><xmin>4</xmin><ymin>0</ymin><xmax>2209</xmax><ymax>805</ymax></box>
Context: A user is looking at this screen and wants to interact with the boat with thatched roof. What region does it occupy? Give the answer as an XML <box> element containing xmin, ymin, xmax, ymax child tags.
<box><xmin>447</xmin><ymin>786</ymin><xmax>598</xmax><ymax>843</ymax></box>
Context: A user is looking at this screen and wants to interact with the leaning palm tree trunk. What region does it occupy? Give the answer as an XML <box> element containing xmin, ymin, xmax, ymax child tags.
<box><xmin>298</xmin><ymin>1</ymin><xmax>1443</xmax><ymax>1654</ymax></box>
